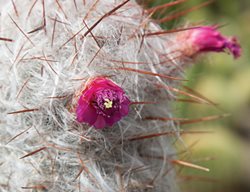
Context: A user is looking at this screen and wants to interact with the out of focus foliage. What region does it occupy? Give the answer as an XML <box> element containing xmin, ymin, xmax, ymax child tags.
<box><xmin>180</xmin><ymin>1</ymin><xmax>250</xmax><ymax>192</ymax></box>
<box><xmin>143</xmin><ymin>0</ymin><xmax>250</xmax><ymax>191</ymax></box>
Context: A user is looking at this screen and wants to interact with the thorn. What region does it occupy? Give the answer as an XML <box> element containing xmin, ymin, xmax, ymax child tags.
<box><xmin>11</xmin><ymin>0</ymin><xmax>19</xmax><ymax>17</ymax></box>
<box><xmin>59</xmin><ymin>25</ymin><xmax>85</xmax><ymax>50</ymax></box>
<box><xmin>156</xmin><ymin>83</ymin><xmax>213</xmax><ymax>105</ymax></box>
<box><xmin>0</xmin><ymin>37</ymin><xmax>13</xmax><ymax>42</ymax></box>
<box><xmin>117</xmin><ymin>26</ymin><xmax>123</xmax><ymax>45</ymax></box>
<box><xmin>27</xmin><ymin>24</ymin><xmax>45</xmax><ymax>34</ymax></box>
<box><xmin>144</xmin><ymin>26</ymin><xmax>200</xmax><ymax>37</ymax></box>
<box><xmin>87</xmin><ymin>46</ymin><xmax>103</xmax><ymax>67</ymax></box>
<box><xmin>41</xmin><ymin>65</ymin><xmax>44</xmax><ymax>76</ymax></box>
<box><xmin>82</xmin><ymin>19</ymin><xmax>101</xmax><ymax>48</ymax></box>
<box><xmin>115</xmin><ymin>166</ymin><xmax>126</xmax><ymax>192</ymax></box>
<box><xmin>180</xmin><ymin>114</ymin><xmax>231</xmax><ymax>125</ymax></box>
<box><xmin>73</xmin><ymin>0</ymin><xmax>78</xmax><ymax>11</ymax></box>
<box><xmin>48</xmin><ymin>16</ymin><xmax>70</xmax><ymax>26</ymax></box>
<box><xmin>55</xmin><ymin>0</ymin><xmax>68</xmax><ymax>19</ymax></box>
<box><xmin>182</xmin><ymin>85</ymin><xmax>221</xmax><ymax>109</ymax></box>
<box><xmin>16</xmin><ymin>78</ymin><xmax>30</xmax><ymax>99</ymax></box>
<box><xmin>70</xmin><ymin>52</ymin><xmax>79</xmax><ymax>65</ymax></box>
<box><xmin>13</xmin><ymin>43</ymin><xmax>25</xmax><ymax>64</ymax></box>
<box><xmin>23</xmin><ymin>56</ymin><xmax>58</xmax><ymax>63</ymax></box>
<box><xmin>9</xmin><ymin>15</ymin><xmax>35</xmax><ymax>46</ymax></box>
<box><xmin>147</xmin><ymin>0</ymin><xmax>187</xmax><ymax>14</ymax></box>
<box><xmin>74</xmin><ymin>166</ymin><xmax>85</xmax><ymax>181</ymax></box>
<box><xmin>46</xmin><ymin>95</ymin><xmax>68</xmax><ymax>99</ymax></box>
<box><xmin>130</xmin><ymin>165</ymin><xmax>153</xmax><ymax>174</ymax></box>
<box><xmin>171</xmin><ymin>159</ymin><xmax>210</xmax><ymax>172</ymax></box>
<box><xmin>109</xmin><ymin>56</ymin><xmax>182</xmax><ymax>68</ymax></box>
<box><xmin>66</xmin><ymin>131</ymin><xmax>93</xmax><ymax>142</ymax></box>
<box><xmin>51</xmin><ymin>15</ymin><xmax>57</xmax><ymax>47</ymax></box>
<box><xmin>145</xmin><ymin>114</ymin><xmax>231</xmax><ymax>125</ymax></box>
<box><xmin>70</xmin><ymin>77</ymin><xmax>87</xmax><ymax>81</ymax></box>
<box><xmin>27</xmin><ymin>0</ymin><xmax>39</xmax><ymax>18</ymax></box>
<box><xmin>130</xmin><ymin>101</ymin><xmax>157</xmax><ymax>105</ymax></box>
<box><xmin>109</xmin><ymin>59</ymin><xmax>151</xmax><ymax>65</ymax></box>
<box><xmin>20</xmin><ymin>147</ymin><xmax>47</xmax><ymax>159</ymax></box>
<box><xmin>83</xmin><ymin>0</ymin><xmax>130</xmax><ymax>38</ymax></box>
<box><xmin>47</xmin><ymin>143</ymin><xmax>72</xmax><ymax>152</ymax></box>
<box><xmin>74</xmin><ymin>153</ymin><xmax>101</xmax><ymax>190</ymax></box>
<box><xmin>128</xmin><ymin>130</ymin><xmax>213</xmax><ymax>141</ymax></box>
<box><xmin>158</xmin><ymin>0</ymin><xmax>214</xmax><ymax>23</ymax></box>
<box><xmin>145</xmin><ymin>116</ymin><xmax>186</xmax><ymax>121</ymax></box>
<box><xmin>177</xmin><ymin>139</ymin><xmax>201</xmax><ymax>155</ymax></box>
<box><xmin>42</xmin><ymin>51</ymin><xmax>58</xmax><ymax>75</ymax></box>
<box><xmin>7</xmin><ymin>108</ymin><xmax>39</xmax><ymax>115</ymax></box>
<box><xmin>107</xmin><ymin>67</ymin><xmax>186</xmax><ymax>81</ymax></box>
<box><xmin>214</xmin><ymin>22</ymin><xmax>230</xmax><ymax>30</ymax></box>
<box><xmin>42</xmin><ymin>0</ymin><xmax>47</xmax><ymax>34</ymax></box>
<box><xmin>60</xmin><ymin>2</ymin><xmax>128</xmax><ymax>50</ymax></box>
<box><xmin>137</xmin><ymin>31</ymin><xmax>145</xmax><ymax>54</ymax></box>
<box><xmin>141</xmin><ymin>154</ymin><xmax>210</xmax><ymax>172</ymax></box>
<box><xmin>21</xmin><ymin>185</ymin><xmax>47</xmax><ymax>190</ymax></box>
<box><xmin>175</xmin><ymin>98</ymin><xmax>209</xmax><ymax>105</ymax></box>
<box><xmin>83</xmin><ymin>0</ymin><xmax>100</xmax><ymax>20</ymax></box>
<box><xmin>6</xmin><ymin>126</ymin><xmax>33</xmax><ymax>144</ymax></box>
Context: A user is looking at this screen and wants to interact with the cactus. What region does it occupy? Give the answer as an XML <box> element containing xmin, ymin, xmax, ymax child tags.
<box><xmin>0</xmin><ymin>0</ymin><xmax>241</xmax><ymax>191</ymax></box>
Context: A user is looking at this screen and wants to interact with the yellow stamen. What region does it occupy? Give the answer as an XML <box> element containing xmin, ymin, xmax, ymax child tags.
<box><xmin>104</xmin><ymin>99</ymin><xmax>113</xmax><ymax>109</ymax></box>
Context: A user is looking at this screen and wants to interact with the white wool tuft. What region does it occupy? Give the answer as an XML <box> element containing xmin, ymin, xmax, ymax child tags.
<box><xmin>0</xmin><ymin>0</ymin><xmax>190</xmax><ymax>191</ymax></box>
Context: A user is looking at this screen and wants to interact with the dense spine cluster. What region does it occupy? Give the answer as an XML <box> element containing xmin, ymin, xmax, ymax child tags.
<box><xmin>0</xmin><ymin>0</ymin><xmax>240</xmax><ymax>192</ymax></box>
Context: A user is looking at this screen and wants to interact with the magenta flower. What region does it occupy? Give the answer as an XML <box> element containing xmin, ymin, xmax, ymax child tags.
<box><xmin>76</xmin><ymin>77</ymin><xmax>130</xmax><ymax>129</ymax></box>
<box><xmin>180</xmin><ymin>26</ymin><xmax>241</xmax><ymax>59</ymax></box>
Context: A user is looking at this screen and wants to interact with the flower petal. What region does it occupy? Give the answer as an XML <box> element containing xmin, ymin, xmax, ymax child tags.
<box><xmin>77</xmin><ymin>104</ymin><xmax>97</xmax><ymax>125</ymax></box>
<box><xmin>226</xmin><ymin>37</ymin><xmax>241</xmax><ymax>59</ymax></box>
<box><xmin>76</xmin><ymin>100</ymin><xmax>89</xmax><ymax>122</ymax></box>
<box><xmin>106</xmin><ymin>112</ymin><xmax>122</xmax><ymax>126</ymax></box>
<box><xmin>94</xmin><ymin>115</ymin><xmax>106</xmax><ymax>129</ymax></box>
<box><xmin>120</xmin><ymin>103</ymin><xmax>130</xmax><ymax>116</ymax></box>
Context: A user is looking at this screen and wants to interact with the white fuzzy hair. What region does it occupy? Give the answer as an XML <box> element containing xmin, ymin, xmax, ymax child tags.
<box><xmin>0</xmin><ymin>0</ymin><xmax>190</xmax><ymax>191</ymax></box>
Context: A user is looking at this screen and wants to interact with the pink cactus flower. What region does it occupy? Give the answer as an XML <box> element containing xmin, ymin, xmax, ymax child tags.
<box><xmin>179</xmin><ymin>26</ymin><xmax>241</xmax><ymax>59</ymax></box>
<box><xmin>76</xmin><ymin>77</ymin><xmax>130</xmax><ymax>129</ymax></box>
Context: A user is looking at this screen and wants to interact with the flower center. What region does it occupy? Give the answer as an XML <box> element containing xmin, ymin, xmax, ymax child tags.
<box><xmin>104</xmin><ymin>98</ymin><xmax>113</xmax><ymax>109</ymax></box>
<box><xmin>94</xmin><ymin>89</ymin><xmax>120</xmax><ymax>117</ymax></box>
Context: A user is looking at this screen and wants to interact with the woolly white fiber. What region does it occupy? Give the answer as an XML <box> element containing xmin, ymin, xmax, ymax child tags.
<box><xmin>0</xmin><ymin>0</ymin><xmax>237</xmax><ymax>191</ymax></box>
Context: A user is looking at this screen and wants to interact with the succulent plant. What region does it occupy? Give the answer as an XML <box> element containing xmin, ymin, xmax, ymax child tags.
<box><xmin>0</xmin><ymin>0</ymin><xmax>240</xmax><ymax>191</ymax></box>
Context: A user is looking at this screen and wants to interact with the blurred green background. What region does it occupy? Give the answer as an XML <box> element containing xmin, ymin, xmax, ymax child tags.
<box><xmin>142</xmin><ymin>0</ymin><xmax>250</xmax><ymax>191</ymax></box>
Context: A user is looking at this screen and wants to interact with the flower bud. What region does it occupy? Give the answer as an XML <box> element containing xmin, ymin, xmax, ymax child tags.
<box><xmin>178</xmin><ymin>26</ymin><xmax>241</xmax><ymax>58</ymax></box>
